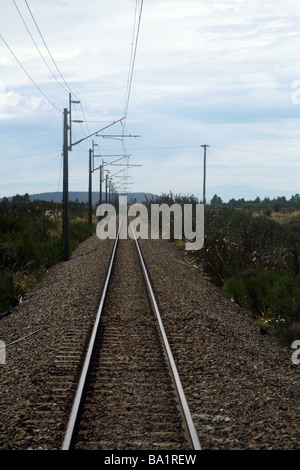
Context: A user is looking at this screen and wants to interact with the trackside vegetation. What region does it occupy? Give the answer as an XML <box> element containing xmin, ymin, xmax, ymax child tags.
<box><xmin>199</xmin><ymin>203</ymin><xmax>300</xmax><ymax>344</ymax></box>
<box><xmin>0</xmin><ymin>194</ymin><xmax>95</xmax><ymax>316</ymax></box>
<box><xmin>148</xmin><ymin>192</ymin><xmax>300</xmax><ymax>345</ymax></box>
<box><xmin>2</xmin><ymin>191</ymin><xmax>300</xmax><ymax>346</ymax></box>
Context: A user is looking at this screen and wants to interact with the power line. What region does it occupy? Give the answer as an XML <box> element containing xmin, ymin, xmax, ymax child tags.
<box><xmin>79</xmin><ymin>101</ymin><xmax>91</xmax><ymax>136</ymax></box>
<box><xmin>122</xmin><ymin>145</ymin><xmax>202</xmax><ymax>151</ymax></box>
<box><xmin>122</xmin><ymin>0</ymin><xmax>144</xmax><ymax>126</ymax></box>
<box><xmin>13</xmin><ymin>0</ymin><xmax>69</xmax><ymax>94</ymax></box>
<box><xmin>210</xmin><ymin>145</ymin><xmax>300</xmax><ymax>159</ymax></box>
<box><xmin>73</xmin><ymin>101</ymin><xmax>91</xmax><ymax>142</ymax></box>
<box><xmin>0</xmin><ymin>150</ymin><xmax>59</xmax><ymax>163</ymax></box>
<box><xmin>101</xmin><ymin>142</ymin><xmax>300</xmax><ymax>159</ymax></box>
<box><xmin>207</xmin><ymin>148</ymin><xmax>257</xmax><ymax>197</ymax></box>
<box><xmin>123</xmin><ymin>0</ymin><xmax>138</xmax><ymax>122</ymax></box>
<box><xmin>120</xmin><ymin>0</ymin><xmax>144</xmax><ymax>161</ymax></box>
<box><xmin>0</xmin><ymin>154</ymin><xmax>61</xmax><ymax>191</ymax></box>
<box><xmin>24</xmin><ymin>0</ymin><xmax>73</xmax><ymax>96</ymax></box>
<box><xmin>24</xmin><ymin>0</ymin><xmax>91</xmax><ymax>138</ymax></box>
<box><xmin>0</xmin><ymin>33</ymin><xmax>61</xmax><ymax>112</ymax></box>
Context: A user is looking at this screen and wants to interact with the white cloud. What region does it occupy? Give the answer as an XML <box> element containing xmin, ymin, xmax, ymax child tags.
<box><xmin>1</xmin><ymin>0</ymin><xmax>300</xmax><ymax>200</ymax></box>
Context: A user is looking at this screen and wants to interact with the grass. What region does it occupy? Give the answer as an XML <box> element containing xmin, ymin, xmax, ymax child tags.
<box><xmin>185</xmin><ymin>204</ymin><xmax>300</xmax><ymax>345</ymax></box>
<box><xmin>146</xmin><ymin>194</ymin><xmax>300</xmax><ymax>345</ymax></box>
<box><xmin>0</xmin><ymin>198</ymin><xmax>95</xmax><ymax>315</ymax></box>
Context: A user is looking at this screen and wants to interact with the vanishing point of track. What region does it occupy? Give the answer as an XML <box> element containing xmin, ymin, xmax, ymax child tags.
<box><xmin>62</xmin><ymin>219</ymin><xmax>201</xmax><ymax>451</ymax></box>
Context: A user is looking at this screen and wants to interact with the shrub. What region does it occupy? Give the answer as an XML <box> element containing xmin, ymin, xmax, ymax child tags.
<box><xmin>199</xmin><ymin>236</ymin><xmax>240</xmax><ymax>286</ymax></box>
<box><xmin>68</xmin><ymin>221</ymin><xmax>94</xmax><ymax>255</ymax></box>
<box><xmin>265</xmin><ymin>275</ymin><xmax>300</xmax><ymax>327</ymax></box>
<box><xmin>0</xmin><ymin>200</ymin><xmax>95</xmax><ymax>315</ymax></box>
<box><xmin>0</xmin><ymin>271</ymin><xmax>25</xmax><ymax>313</ymax></box>
<box><xmin>171</xmin><ymin>199</ymin><xmax>300</xmax><ymax>342</ymax></box>
<box><xmin>224</xmin><ymin>270</ymin><xmax>300</xmax><ymax>338</ymax></box>
<box><xmin>277</xmin><ymin>322</ymin><xmax>300</xmax><ymax>345</ymax></box>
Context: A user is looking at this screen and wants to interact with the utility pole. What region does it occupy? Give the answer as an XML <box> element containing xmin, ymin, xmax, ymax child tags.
<box><xmin>105</xmin><ymin>171</ymin><xmax>109</xmax><ymax>203</ymax></box>
<box><xmin>62</xmin><ymin>94</ymin><xmax>81</xmax><ymax>261</ymax></box>
<box><xmin>69</xmin><ymin>92</ymin><xmax>80</xmax><ymax>151</ymax></box>
<box><xmin>61</xmin><ymin>108</ymin><xmax>131</xmax><ymax>259</ymax></box>
<box><xmin>62</xmin><ymin>108</ymin><xmax>69</xmax><ymax>261</ymax></box>
<box><xmin>88</xmin><ymin>148</ymin><xmax>92</xmax><ymax>225</ymax></box>
<box><xmin>109</xmin><ymin>178</ymin><xmax>112</xmax><ymax>204</ymax></box>
<box><xmin>99</xmin><ymin>164</ymin><xmax>103</xmax><ymax>205</ymax></box>
<box><xmin>201</xmin><ymin>144</ymin><xmax>209</xmax><ymax>204</ymax></box>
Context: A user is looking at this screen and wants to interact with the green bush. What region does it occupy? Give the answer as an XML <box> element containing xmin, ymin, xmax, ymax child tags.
<box><xmin>199</xmin><ymin>235</ymin><xmax>242</xmax><ymax>286</ymax></box>
<box><xmin>0</xmin><ymin>199</ymin><xmax>95</xmax><ymax>314</ymax></box>
<box><xmin>224</xmin><ymin>270</ymin><xmax>300</xmax><ymax>336</ymax></box>
<box><xmin>68</xmin><ymin>221</ymin><xmax>94</xmax><ymax>255</ymax></box>
<box><xmin>224</xmin><ymin>276</ymin><xmax>248</xmax><ymax>305</ymax></box>
<box><xmin>0</xmin><ymin>272</ymin><xmax>25</xmax><ymax>313</ymax></box>
<box><xmin>187</xmin><ymin>204</ymin><xmax>300</xmax><ymax>341</ymax></box>
<box><xmin>265</xmin><ymin>275</ymin><xmax>300</xmax><ymax>326</ymax></box>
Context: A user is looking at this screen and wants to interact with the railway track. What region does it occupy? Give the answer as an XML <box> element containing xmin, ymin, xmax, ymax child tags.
<box><xmin>62</xmin><ymin>219</ymin><xmax>201</xmax><ymax>451</ymax></box>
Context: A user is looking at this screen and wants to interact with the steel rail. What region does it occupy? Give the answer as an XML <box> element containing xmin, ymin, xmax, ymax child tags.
<box><xmin>61</xmin><ymin>218</ymin><xmax>122</xmax><ymax>450</ymax></box>
<box><xmin>62</xmin><ymin>217</ymin><xmax>201</xmax><ymax>450</ymax></box>
<box><xmin>131</xmin><ymin>226</ymin><xmax>202</xmax><ymax>451</ymax></box>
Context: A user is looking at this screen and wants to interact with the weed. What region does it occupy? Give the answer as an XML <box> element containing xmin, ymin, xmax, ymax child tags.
<box><xmin>0</xmin><ymin>198</ymin><xmax>95</xmax><ymax>315</ymax></box>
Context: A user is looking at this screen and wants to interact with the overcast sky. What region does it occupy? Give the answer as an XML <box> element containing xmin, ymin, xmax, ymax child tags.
<box><xmin>1</xmin><ymin>0</ymin><xmax>300</xmax><ymax>202</ymax></box>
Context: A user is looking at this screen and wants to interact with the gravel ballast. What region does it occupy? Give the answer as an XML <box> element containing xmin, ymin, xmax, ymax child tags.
<box><xmin>0</xmin><ymin>234</ymin><xmax>299</xmax><ymax>450</ymax></box>
<box><xmin>139</xmin><ymin>238</ymin><xmax>300</xmax><ymax>450</ymax></box>
<box><xmin>0</xmin><ymin>235</ymin><xmax>114</xmax><ymax>450</ymax></box>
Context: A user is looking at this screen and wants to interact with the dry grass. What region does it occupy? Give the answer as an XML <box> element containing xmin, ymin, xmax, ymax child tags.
<box><xmin>270</xmin><ymin>210</ymin><xmax>300</xmax><ymax>224</ymax></box>
<box><xmin>253</xmin><ymin>209</ymin><xmax>300</xmax><ymax>224</ymax></box>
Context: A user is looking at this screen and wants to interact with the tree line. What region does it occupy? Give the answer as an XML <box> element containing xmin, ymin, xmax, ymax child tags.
<box><xmin>210</xmin><ymin>193</ymin><xmax>300</xmax><ymax>207</ymax></box>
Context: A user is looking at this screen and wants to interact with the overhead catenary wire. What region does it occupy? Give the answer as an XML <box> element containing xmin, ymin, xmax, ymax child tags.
<box><xmin>121</xmin><ymin>0</ymin><xmax>144</xmax><ymax>158</ymax></box>
<box><xmin>12</xmin><ymin>0</ymin><xmax>69</xmax><ymax>94</ymax></box>
<box><xmin>24</xmin><ymin>0</ymin><xmax>91</xmax><ymax>140</ymax></box>
<box><xmin>24</xmin><ymin>0</ymin><xmax>73</xmax><ymax>97</ymax></box>
<box><xmin>0</xmin><ymin>150</ymin><xmax>60</xmax><ymax>163</ymax></box>
<box><xmin>97</xmin><ymin>143</ymin><xmax>300</xmax><ymax>157</ymax></box>
<box><xmin>207</xmin><ymin>147</ymin><xmax>258</xmax><ymax>198</ymax></box>
<box><xmin>73</xmin><ymin>102</ymin><xmax>92</xmax><ymax>143</ymax></box>
<box><xmin>4</xmin><ymin>1</ymin><xmax>90</xmax><ymax>134</ymax></box>
<box><xmin>122</xmin><ymin>0</ymin><xmax>144</xmax><ymax>125</ymax></box>
<box><xmin>0</xmin><ymin>33</ymin><xmax>61</xmax><ymax>112</ymax></box>
<box><xmin>114</xmin><ymin>0</ymin><xmax>144</xmax><ymax>189</ymax></box>
<box><xmin>3</xmin><ymin>2</ymin><xmax>143</xmax><ymax>197</ymax></box>
<box><xmin>210</xmin><ymin>144</ymin><xmax>300</xmax><ymax>159</ymax></box>
<box><xmin>0</xmin><ymin>154</ymin><xmax>61</xmax><ymax>191</ymax></box>
<box><xmin>79</xmin><ymin>101</ymin><xmax>91</xmax><ymax>136</ymax></box>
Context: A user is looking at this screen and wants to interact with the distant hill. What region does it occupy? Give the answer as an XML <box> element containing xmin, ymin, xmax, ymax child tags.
<box><xmin>25</xmin><ymin>191</ymin><xmax>157</xmax><ymax>204</ymax></box>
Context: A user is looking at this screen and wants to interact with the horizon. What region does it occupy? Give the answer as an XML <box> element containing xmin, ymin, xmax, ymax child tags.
<box><xmin>2</xmin><ymin>188</ymin><xmax>300</xmax><ymax>205</ymax></box>
<box><xmin>1</xmin><ymin>1</ymin><xmax>300</xmax><ymax>202</ymax></box>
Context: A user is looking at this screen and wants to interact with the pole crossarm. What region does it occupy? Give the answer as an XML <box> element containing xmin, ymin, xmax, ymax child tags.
<box><xmin>109</xmin><ymin>163</ymin><xmax>142</xmax><ymax>167</ymax></box>
<box><xmin>93</xmin><ymin>155</ymin><xmax>128</xmax><ymax>172</ymax></box>
<box><xmin>93</xmin><ymin>154</ymin><xmax>131</xmax><ymax>158</ymax></box>
<box><xmin>111</xmin><ymin>169</ymin><xmax>126</xmax><ymax>177</ymax></box>
<box><xmin>71</xmin><ymin>117</ymin><xmax>125</xmax><ymax>147</ymax></box>
<box><xmin>103</xmin><ymin>156</ymin><xmax>129</xmax><ymax>167</ymax></box>
<box><xmin>97</xmin><ymin>134</ymin><xmax>140</xmax><ymax>138</ymax></box>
